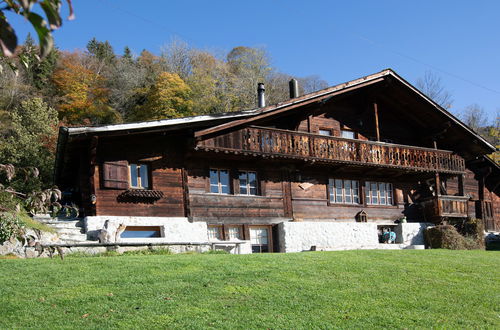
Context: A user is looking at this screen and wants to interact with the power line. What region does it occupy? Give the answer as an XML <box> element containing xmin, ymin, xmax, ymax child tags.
<box><xmin>354</xmin><ymin>33</ymin><xmax>500</xmax><ymax>96</ymax></box>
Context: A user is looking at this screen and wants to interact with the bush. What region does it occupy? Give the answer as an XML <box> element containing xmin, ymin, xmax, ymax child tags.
<box><xmin>0</xmin><ymin>212</ymin><xmax>25</xmax><ymax>244</ymax></box>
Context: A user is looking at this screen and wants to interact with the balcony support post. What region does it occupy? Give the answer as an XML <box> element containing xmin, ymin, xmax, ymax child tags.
<box><xmin>433</xmin><ymin>139</ymin><xmax>442</xmax><ymax>219</ymax></box>
<box><xmin>373</xmin><ymin>102</ymin><xmax>380</xmax><ymax>142</ymax></box>
<box><xmin>458</xmin><ymin>174</ymin><xmax>465</xmax><ymax>196</ymax></box>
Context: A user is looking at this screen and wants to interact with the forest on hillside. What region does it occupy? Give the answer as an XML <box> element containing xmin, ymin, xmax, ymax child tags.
<box><xmin>0</xmin><ymin>37</ymin><xmax>498</xmax><ymax>194</ymax></box>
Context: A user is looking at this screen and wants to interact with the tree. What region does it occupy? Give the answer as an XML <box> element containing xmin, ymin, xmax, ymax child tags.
<box><xmin>52</xmin><ymin>53</ymin><xmax>121</xmax><ymax>125</ymax></box>
<box><xmin>0</xmin><ymin>97</ymin><xmax>58</xmax><ymax>190</ymax></box>
<box><xmin>17</xmin><ymin>34</ymin><xmax>58</xmax><ymax>92</ymax></box>
<box><xmin>416</xmin><ymin>71</ymin><xmax>453</xmax><ymax>109</ymax></box>
<box><xmin>459</xmin><ymin>104</ymin><xmax>488</xmax><ymax>132</ymax></box>
<box><xmin>160</xmin><ymin>38</ymin><xmax>192</xmax><ymax>80</ymax></box>
<box><xmin>87</xmin><ymin>37</ymin><xmax>115</xmax><ymax>64</ymax></box>
<box><xmin>128</xmin><ymin>72</ymin><xmax>193</xmax><ymax>121</ymax></box>
<box><xmin>0</xmin><ymin>0</ymin><xmax>74</xmax><ymax>59</ymax></box>
<box><xmin>226</xmin><ymin>46</ymin><xmax>272</xmax><ymax>110</ymax></box>
<box><xmin>123</xmin><ymin>46</ymin><xmax>133</xmax><ymax>61</ymax></box>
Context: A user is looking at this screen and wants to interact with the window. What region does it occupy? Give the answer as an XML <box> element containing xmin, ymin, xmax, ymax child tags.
<box><xmin>341</xmin><ymin>130</ymin><xmax>356</xmax><ymax>139</ymax></box>
<box><xmin>319</xmin><ymin>129</ymin><xmax>332</xmax><ymax>136</ymax></box>
<box><xmin>365</xmin><ymin>182</ymin><xmax>393</xmax><ymax>205</ymax></box>
<box><xmin>227</xmin><ymin>226</ymin><xmax>243</xmax><ymax>240</ymax></box>
<box><xmin>208</xmin><ymin>225</ymin><xmax>223</xmax><ymax>240</ymax></box>
<box><xmin>120</xmin><ymin>226</ymin><xmax>161</xmax><ymax>238</ymax></box>
<box><xmin>238</xmin><ymin>171</ymin><xmax>258</xmax><ymax>195</ymax></box>
<box><xmin>250</xmin><ymin>227</ymin><xmax>271</xmax><ymax>253</ymax></box>
<box><xmin>210</xmin><ymin>169</ymin><xmax>230</xmax><ymax>194</ymax></box>
<box><xmin>207</xmin><ymin>225</ymin><xmax>243</xmax><ymax>241</ymax></box>
<box><xmin>329</xmin><ymin>179</ymin><xmax>360</xmax><ymax>204</ymax></box>
<box><xmin>129</xmin><ymin>164</ymin><xmax>149</xmax><ymax>189</ymax></box>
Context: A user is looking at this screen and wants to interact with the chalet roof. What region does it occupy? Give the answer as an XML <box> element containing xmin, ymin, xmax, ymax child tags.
<box><xmin>55</xmin><ymin>68</ymin><xmax>497</xmax><ymax>183</ymax></box>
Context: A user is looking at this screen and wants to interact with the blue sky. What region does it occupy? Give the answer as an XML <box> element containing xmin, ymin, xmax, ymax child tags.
<box><xmin>7</xmin><ymin>0</ymin><xmax>500</xmax><ymax>122</ymax></box>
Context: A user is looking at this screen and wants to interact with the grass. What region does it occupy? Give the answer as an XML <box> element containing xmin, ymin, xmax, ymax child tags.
<box><xmin>0</xmin><ymin>250</ymin><xmax>498</xmax><ymax>329</ymax></box>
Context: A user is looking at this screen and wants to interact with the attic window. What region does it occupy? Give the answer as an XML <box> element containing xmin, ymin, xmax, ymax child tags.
<box><xmin>341</xmin><ymin>130</ymin><xmax>356</xmax><ymax>139</ymax></box>
<box><xmin>319</xmin><ymin>129</ymin><xmax>332</xmax><ymax>136</ymax></box>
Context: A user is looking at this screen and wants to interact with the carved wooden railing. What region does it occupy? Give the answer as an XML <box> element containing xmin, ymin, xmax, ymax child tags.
<box><xmin>421</xmin><ymin>195</ymin><xmax>469</xmax><ymax>220</ymax></box>
<box><xmin>196</xmin><ymin>126</ymin><xmax>466</xmax><ymax>173</ymax></box>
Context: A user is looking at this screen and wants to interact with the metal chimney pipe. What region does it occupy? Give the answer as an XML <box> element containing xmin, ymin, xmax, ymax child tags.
<box><xmin>289</xmin><ymin>79</ymin><xmax>299</xmax><ymax>98</ymax></box>
<box><xmin>257</xmin><ymin>83</ymin><xmax>266</xmax><ymax>108</ymax></box>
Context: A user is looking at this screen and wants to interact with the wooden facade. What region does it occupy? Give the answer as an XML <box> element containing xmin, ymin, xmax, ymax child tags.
<box><xmin>55</xmin><ymin>69</ymin><xmax>500</xmax><ymax>252</ymax></box>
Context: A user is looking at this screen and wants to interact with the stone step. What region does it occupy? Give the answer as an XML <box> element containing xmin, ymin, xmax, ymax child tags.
<box><xmin>57</xmin><ymin>233</ymin><xmax>89</xmax><ymax>242</ymax></box>
<box><xmin>54</xmin><ymin>227</ymin><xmax>85</xmax><ymax>235</ymax></box>
<box><xmin>41</xmin><ymin>220</ymin><xmax>83</xmax><ymax>227</ymax></box>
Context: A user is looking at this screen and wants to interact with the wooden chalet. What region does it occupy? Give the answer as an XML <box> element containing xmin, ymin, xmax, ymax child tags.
<box><xmin>54</xmin><ymin>69</ymin><xmax>499</xmax><ymax>253</ymax></box>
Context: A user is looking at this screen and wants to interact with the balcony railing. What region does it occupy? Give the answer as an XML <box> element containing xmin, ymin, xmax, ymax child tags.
<box><xmin>421</xmin><ymin>195</ymin><xmax>469</xmax><ymax>220</ymax></box>
<box><xmin>196</xmin><ymin>126</ymin><xmax>466</xmax><ymax>173</ymax></box>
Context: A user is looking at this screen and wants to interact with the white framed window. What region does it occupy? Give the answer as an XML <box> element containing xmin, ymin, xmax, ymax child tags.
<box><xmin>250</xmin><ymin>227</ymin><xmax>271</xmax><ymax>253</ymax></box>
<box><xmin>207</xmin><ymin>226</ymin><xmax>223</xmax><ymax>240</ymax></box>
<box><xmin>227</xmin><ymin>226</ymin><xmax>243</xmax><ymax>240</ymax></box>
<box><xmin>129</xmin><ymin>164</ymin><xmax>149</xmax><ymax>189</ymax></box>
<box><xmin>238</xmin><ymin>171</ymin><xmax>258</xmax><ymax>195</ymax></box>
<box><xmin>365</xmin><ymin>182</ymin><xmax>393</xmax><ymax>205</ymax></box>
<box><xmin>329</xmin><ymin>179</ymin><xmax>360</xmax><ymax>204</ymax></box>
<box><xmin>209</xmin><ymin>169</ymin><xmax>230</xmax><ymax>194</ymax></box>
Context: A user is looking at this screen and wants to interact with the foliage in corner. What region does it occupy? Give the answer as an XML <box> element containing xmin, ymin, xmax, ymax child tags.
<box><xmin>0</xmin><ymin>0</ymin><xmax>74</xmax><ymax>59</ymax></box>
<box><xmin>0</xmin><ymin>163</ymin><xmax>72</xmax><ymax>243</ymax></box>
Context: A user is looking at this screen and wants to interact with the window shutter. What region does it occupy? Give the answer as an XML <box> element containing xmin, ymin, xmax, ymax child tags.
<box><xmin>102</xmin><ymin>161</ymin><xmax>129</xmax><ymax>189</ymax></box>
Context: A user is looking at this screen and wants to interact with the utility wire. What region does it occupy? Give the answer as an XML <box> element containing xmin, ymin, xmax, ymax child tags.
<box><xmin>354</xmin><ymin>33</ymin><xmax>500</xmax><ymax>96</ymax></box>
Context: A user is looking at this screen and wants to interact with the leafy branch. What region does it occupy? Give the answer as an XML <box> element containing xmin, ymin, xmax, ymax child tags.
<box><xmin>0</xmin><ymin>0</ymin><xmax>74</xmax><ymax>59</ymax></box>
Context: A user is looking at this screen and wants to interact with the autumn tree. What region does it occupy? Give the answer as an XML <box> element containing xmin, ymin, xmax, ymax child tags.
<box><xmin>52</xmin><ymin>53</ymin><xmax>121</xmax><ymax>125</ymax></box>
<box><xmin>128</xmin><ymin>72</ymin><xmax>193</xmax><ymax>121</ymax></box>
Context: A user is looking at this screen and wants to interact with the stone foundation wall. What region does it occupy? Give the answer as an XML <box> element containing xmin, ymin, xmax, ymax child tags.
<box><xmin>394</xmin><ymin>223</ymin><xmax>432</xmax><ymax>245</ymax></box>
<box><xmin>278</xmin><ymin>221</ymin><xmax>430</xmax><ymax>252</ymax></box>
<box><xmin>84</xmin><ymin>216</ymin><xmax>209</xmax><ymax>243</ymax></box>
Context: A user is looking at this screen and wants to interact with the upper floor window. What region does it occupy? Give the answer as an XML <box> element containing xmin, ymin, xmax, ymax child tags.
<box><xmin>210</xmin><ymin>169</ymin><xmax>230</xmax><ymax>194</ymax></box>
<box><xmin>329</xmin><ymin>179</ymin><xmax>360</xmax><ymax>204</ymax></box>
<box><xmin>319</xmin><ymin>129</ymin><xmax>332</xmax><ymax>136</ymax></box>
<box><xmin>129</xmin><ymin>164</ymin><xmax>149</xmax><ymax>189</ymax></box>
<box><xmin>238</xmin><ymin>171</ymin><xmax>258</xmax><ymax>195</ymax></box>
<box><xmin>341</xmin><ymin>129</ymin><xmax>356</xmax><ymax>139</ymax></box>
<box><xmin>365</xmin><ymin>182</ymin><xmax>393</xmax><ymax>205</ymax></box>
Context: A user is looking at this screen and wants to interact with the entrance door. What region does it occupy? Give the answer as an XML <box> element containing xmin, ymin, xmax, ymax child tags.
<box><xmin>250</xmin><ymin>226</ymin><xmax>272</xmax><ymax>253</ymax></box>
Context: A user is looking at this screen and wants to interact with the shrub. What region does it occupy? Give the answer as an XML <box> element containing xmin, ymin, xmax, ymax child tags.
<box><xmin>0</xmin><ymin>212</ymin><xmax>25</xmax><ymax>244</ymax></box>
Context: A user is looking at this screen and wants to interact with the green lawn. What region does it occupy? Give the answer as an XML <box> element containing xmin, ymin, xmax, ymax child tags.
<box><xmin>0</xmin><ymin>250</ymin><xmax>499</xmax><ymax>329</ymax></box>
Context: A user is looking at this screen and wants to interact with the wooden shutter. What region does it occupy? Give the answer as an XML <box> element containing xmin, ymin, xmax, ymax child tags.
<box><xmin>102</xmin><ymin>161</ymin><xmax>129</xmax><ymax>189</ymax></box>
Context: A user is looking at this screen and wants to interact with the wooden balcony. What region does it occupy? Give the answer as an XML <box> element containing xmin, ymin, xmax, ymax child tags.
<box><xmin>421</xmin><ymin>195</ymin><xmax>469</xmax><ymax>221</ymax></box>
<box><xmin>196</xmin><ymin>126</ymin><xmax>466</xmax><ymax>174</ymax></box>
